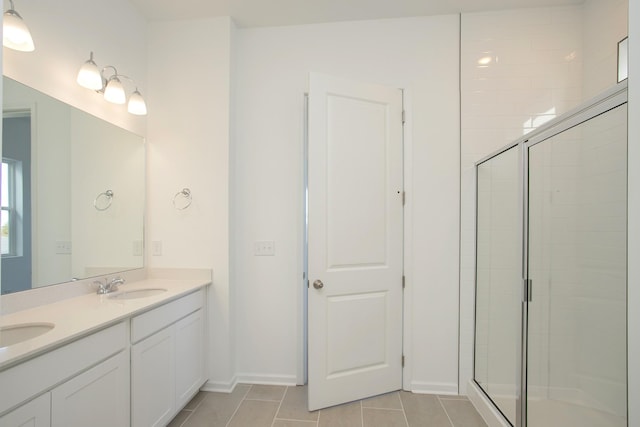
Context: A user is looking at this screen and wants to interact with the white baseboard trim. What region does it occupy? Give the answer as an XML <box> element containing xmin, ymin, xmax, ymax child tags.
<box><xmin>236</xmin><ymin>373</ymin><xmax>298</xmax><ymax>386</ymax></box>
<box><xmin>202</xmin><ymin>376</ymin><xmax>239</xmax><ymax>393</ymax></box>
<box><xmin>410</xmin><ymin>381</ymin><xmax>458</xmax><ymax>395</ymax></box>
<box><xmin>467</xmin><ymin>380</ymin><xmax>510</xmax><ymax>427</ymax></box>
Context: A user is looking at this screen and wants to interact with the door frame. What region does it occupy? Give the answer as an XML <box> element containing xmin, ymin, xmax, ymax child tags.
<box><xmin>297</xmin><ymin>83</ymin><xmax>413</xmax><ymax>392</ymax></box>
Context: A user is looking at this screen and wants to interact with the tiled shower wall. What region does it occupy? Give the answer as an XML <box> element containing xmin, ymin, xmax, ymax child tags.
<box><xmin>459</xmin><ymin>4</ymin><xmax>585</xmax><ymax>392</ymax></box>
<box><xmin>460</xmin><ymin>0</ymin><xmax>628</xmax><ymax>397</ymax></box>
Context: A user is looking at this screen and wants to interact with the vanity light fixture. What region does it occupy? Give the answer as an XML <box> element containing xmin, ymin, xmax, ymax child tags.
<box><xmin>3</xmin><ymin>0</ymin><xmax>35</xmax><ymax>52</ymax></box>
<box><xmin>76</xmin><ymin>52</ymin><xmax>148</xmax><ymax>116</ymax></box>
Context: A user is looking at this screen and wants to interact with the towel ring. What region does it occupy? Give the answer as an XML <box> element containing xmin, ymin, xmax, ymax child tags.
<box><xmin>173</xmin><ymin>188</ymin><xmax>192</xmax><ymax>210</ymax></box>
<box><xmin>94</xmin><ymin>190</ymin><xmax>114</xmax><ymax>211</ymax></box>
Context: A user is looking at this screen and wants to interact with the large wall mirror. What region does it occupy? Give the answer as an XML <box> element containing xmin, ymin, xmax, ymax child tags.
<box><xmin>1</xmin><ymin>76</ymin><xmax>145</xmax><ymax>295</ymax></box>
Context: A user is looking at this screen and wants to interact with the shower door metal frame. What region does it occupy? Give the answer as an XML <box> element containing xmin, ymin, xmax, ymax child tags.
<box><xmin>473</xmin><ymin>141</ymin><xmax>522</xmax><ymax>427</ymax></box>
<box><xmin>472</xmin><ymin>79</ymin><xmax>628</xmax><ymax>427</ymax></box>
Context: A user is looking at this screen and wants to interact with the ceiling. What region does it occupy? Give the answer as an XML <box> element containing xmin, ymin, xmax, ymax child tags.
<box><xmin>129</xmin><ymin>0</ymin><xmax>584</xmax><ymax>28</ymax></box>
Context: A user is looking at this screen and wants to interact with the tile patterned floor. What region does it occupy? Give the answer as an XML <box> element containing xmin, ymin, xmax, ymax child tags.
<box><xmin>167</xmin><ymin>384</ymin><xmax>488</xmax><ymax>427</ymax></box>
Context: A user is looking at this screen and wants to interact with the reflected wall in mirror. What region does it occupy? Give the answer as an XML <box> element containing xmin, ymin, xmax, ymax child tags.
<box><xmin>1</xmin><ymin>76</ymin><xmax>145</xmax><ymax>295</ymax></box>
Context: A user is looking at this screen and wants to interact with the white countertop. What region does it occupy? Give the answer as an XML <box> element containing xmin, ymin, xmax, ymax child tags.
<box><xmin>0</xmin><ymin>277</ymin><xmax>210</xmax><ymax>370</ymax></box>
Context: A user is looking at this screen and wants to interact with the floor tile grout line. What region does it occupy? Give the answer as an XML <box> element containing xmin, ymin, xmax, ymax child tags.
<box><xmin>437</xmin><ymin>395</ymin><xmax>457</xmax><ymax>427</ymax></box>
<box><xmin>270</xmin><ymin>386</ymin><xmax>289</xmax><ymax>427</ymax></box>
<box><xmin>397</xmin><ymin>392</ymin><xmax>410</xmax><ymax>427</ymax></box>
<box><xmin>245</xmin><ymin>398</ymin><xmax>287</xmax><ymax>402</ymax></box>
<box><xmin>177</xmin><ymin>408</ymin><xmax>195</xmax><ymax>427</ymax></box>
<box><xmin>224</xmin><ymin>385</ymin><xmax>253</xmax><ymax>427</ymax></box>
<box><xmin>362</xmin><ymin>407</ymin><xmax>405</xmax><ymax>411</ymax></box>
<box><xmin>360</xmin><ymin>400</ymin><xmax>364</xmax><ymax>427</ymax></box>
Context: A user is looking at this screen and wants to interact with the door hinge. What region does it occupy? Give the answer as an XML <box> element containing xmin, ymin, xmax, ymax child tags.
<box><xmin>402</xmin><ymin>191</ymin><xmax>406</xmax><ymax>206</ymax></box>
<box><xmin>402</xmin><ymin>355</ymin><xmax>405</xmax><ymax>367</ymax></box>
<box><xmin>402</xmin><ymin>275</ymin><xmax>405</xmax><ymax>289</ymax></box>
<box><xmin>402</xmin><ymin>110</ymin><xmax>406</xmax><ymax>124</ymax></box>
<box><xmin>307</xmin><ymin>279</ymin><xmax>310</xmax><ymax>289</ymax></box>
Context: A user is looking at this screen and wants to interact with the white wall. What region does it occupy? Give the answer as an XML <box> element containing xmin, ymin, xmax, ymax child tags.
<box><xmin>146</xmin><ymin>17</ymin><xmax>234</xmax><ymax>389</ymax></box>
<box><xmin>233</xmin><ymin>16</ymin><xmax>460</xmax><ymax>392</ymax></box>
<box><xmin>2</xmin><ymin>0</ymin><xmax>147</xmax><ymax>136</ymax></box>
<box><xmin>626</xmin><ymin>1</ymin><xmax>638</xmax><ymax>425</ymax></box>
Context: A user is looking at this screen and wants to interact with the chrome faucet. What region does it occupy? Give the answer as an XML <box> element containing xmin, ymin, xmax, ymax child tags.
<box><xmin>94</xmin><ymin>276</ymin><xmax>125</xmax><ymax>294</ymax></box>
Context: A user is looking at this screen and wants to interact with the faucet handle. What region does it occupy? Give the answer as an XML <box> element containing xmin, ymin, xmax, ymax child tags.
<box><xmin>93</xmin><ymin>279</ymin><xmax>108</xmax><ymax>294</ymax></box>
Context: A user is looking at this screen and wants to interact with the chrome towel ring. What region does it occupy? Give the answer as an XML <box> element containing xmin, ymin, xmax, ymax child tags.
<box><xmin>94</xmin><ymin>190</ymin><xmax>114</xmax><ymax>211</ymax></box>
<box><xmin>173</xmin><ymin>188</ymin><xmax>192</xmax><ymax>210</ymax></box>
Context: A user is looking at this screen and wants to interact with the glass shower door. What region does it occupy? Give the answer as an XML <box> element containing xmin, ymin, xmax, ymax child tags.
<box><xmin>526</xmin><ymin>103</ymin><xmax>627</xmax><ymax>427</ymax></box>
<box><xmin>475</xmin><ymin>145</ymin><xmax>521</xmax><ymax>425</ymax></box>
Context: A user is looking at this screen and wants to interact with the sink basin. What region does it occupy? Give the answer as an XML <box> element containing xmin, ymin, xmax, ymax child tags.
<box><xmin>108</xmin><ymin>288</ymin><xmax>167</xmax><ymax>300</ymax></box>
<box><xmin>0</xmin><ymin>323</ymin><xmax>55</xmax><ymax>348</ymax></box>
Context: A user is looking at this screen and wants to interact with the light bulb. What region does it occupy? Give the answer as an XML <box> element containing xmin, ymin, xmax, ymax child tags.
<box><xmin>77</xmin><ymin>53</ymin><xmax>103</xmax><ymax>90</ymax></box>
<box><xmin>3</xmin><ymin>7</ymin><xmax>34</xmax><ymax>52</ymax></box>
<box><xmin>127</xmin><ymin>89</ymin><xmax>147</xmax><ymax>115</ymax></box>
<box><xmin>104</xmin><ymin>76</ymin><xmax>126</xmax><ymax>104</ymax></box>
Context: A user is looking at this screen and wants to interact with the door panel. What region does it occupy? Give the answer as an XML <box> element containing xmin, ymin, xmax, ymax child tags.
<box><xmin>326</xmin><ymin>95</ymin><xmax>388</xmax><ymax>269</ymax></box>
<box><xmin>308</xmin><ymin>72</ymin><xmax>403</xmax><ymax>411</ymax></box>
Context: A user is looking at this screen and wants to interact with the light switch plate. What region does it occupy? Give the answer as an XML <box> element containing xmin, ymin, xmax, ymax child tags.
<box><xmin>254</xmin><ymin>240</ymin><xmax>275</xmax><ymax>256</ymax></box>
<box><xmin>55</xmin><ymin>241</ymin><xmax>72</xmax><ymax>254</ymax></box>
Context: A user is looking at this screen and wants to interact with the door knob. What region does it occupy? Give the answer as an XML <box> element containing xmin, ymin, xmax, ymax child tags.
<box><xmin>313</xmin><ymin>280</ymin><xmax>324</xmax><ymax>289</ymax></box>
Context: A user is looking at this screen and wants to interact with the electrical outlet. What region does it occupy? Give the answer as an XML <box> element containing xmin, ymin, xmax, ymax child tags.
<box><xmin>152</xmin><ymin>241</ymin><xmax>162</xmax><ymax>256</ymax></box>
<box><xmin>133</xmin><ymin>240</ymin><xmax>143</xmax><ymax>256</ymax></box>
<box><xmin>254</xmin><ymin>240</ymin><xmax>275</xmax><ymax>256</ymax></box>
<box><xmin>55</xmin><ymin>240</ymin><xmax>72</xmax><ymax>254</ymax></box>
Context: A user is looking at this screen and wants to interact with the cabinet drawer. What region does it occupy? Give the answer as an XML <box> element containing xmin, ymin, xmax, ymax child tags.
<box><xmin>131</xmin><ymin>290</ymin><xmax>204</xmax><ymax>343</ymax></box>
<box><xmin>0</xmin><ymin>322</ymin><xmax>127</xmax><ymax>416</ymax></box>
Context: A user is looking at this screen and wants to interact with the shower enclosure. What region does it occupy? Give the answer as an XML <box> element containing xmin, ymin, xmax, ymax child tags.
<box><xmin>474</xmin><ymin>82</ymin><xmax>628</xmax><ymax>427</ymax></box>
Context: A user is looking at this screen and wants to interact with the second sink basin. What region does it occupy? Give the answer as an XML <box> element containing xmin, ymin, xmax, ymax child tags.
<box><xmin>0</xmin><ymin>322</ymin><xmax>55</xmax><ymax>348</ymax></box>
<box><xmin>108</xmin><ymin>288</ymin><xmax>167</xmax><ymax>300</ymax></box>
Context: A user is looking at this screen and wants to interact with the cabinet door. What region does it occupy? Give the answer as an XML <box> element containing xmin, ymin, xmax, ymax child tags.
<box><xmin>51</xmin><ymin>351</ymin><xmax>129</xmax><ymax>427</ymax></box>
<box><xmin>175</xmin><ymin>309</ymin><xmax>205</xmax><ymax>408</ymax></box>
<box><xmin>131</xmin><ymin>327</ymin><xmax>175</xmax><ymax>427</ymax></box>
<box><xmin>0</xmin><ymin>393</ymin><xmax>50</xmax><ymax>427</ymax></box>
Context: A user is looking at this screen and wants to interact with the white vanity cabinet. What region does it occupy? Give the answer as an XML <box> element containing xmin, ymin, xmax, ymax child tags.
<box><xmin>51</xmin><ymin>351</ymin><xmax>129</xmax><ymax>427</ymax></box>
<box><xmin>0</xmin><ymin>323</ymin><xmax>128</xmax><ymax>427</ymax></box>
<box><xmin>0</xmin><ymin>393</ymin><xmax>50</xmax><ymax>427</ymax></box>
<box><xmin>131</xmin><ymin>290</ymin><xmax>205</xmax><ymax>427</ymax></box>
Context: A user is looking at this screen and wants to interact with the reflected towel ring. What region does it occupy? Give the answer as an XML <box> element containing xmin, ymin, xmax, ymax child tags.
<box><xmin>94</xmin><ymin>190</ymin><xmax>114</xmax><ymax>211</ymax></box>
<box><xmin>173</xmin><ymin>188</ymin><xmax>192</xmax><ymax>210</ymax></box>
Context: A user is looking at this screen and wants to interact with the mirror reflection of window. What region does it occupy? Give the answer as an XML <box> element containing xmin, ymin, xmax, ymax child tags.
<box><xmin>2</xmin><ymin>113</ymin><xmax>32</xmax><ymax>294</ymax></box>
<box><xmin>1</xmin><ymin>160</ymin><xmax>15</xmax><ymax>256</ymax></box>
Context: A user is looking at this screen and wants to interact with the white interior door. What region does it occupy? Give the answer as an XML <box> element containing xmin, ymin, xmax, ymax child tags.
<box><xmin>307</xmin><ymin>72</ymin><xmax>404</xmax><ymax>411</ymax></box>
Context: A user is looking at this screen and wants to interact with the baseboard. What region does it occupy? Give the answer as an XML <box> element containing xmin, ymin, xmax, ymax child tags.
<box><xmin>202</xmin><ymin>376</ymin><xmax>239</xmax><ymax>393</ymax></box>
<box><xmin>235</xmin><ymin>373</ymin><xmax>298</xmax><ymax>386</ymax></box>
<box><xmin>467</xmin><ymin>380</ymin><xmax>510</xmax><ymax>427</ymax></box>
<box><xmin>410</xmin><ymin>380</ymin><xmax>458</xmax><ymax>395</ymax></box>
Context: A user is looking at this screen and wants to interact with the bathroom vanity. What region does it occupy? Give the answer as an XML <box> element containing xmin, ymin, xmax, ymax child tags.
<box><xmin>0</xmin><ymin>274</ymin><xmax>210</xmax><ymax>427</ymax></box>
